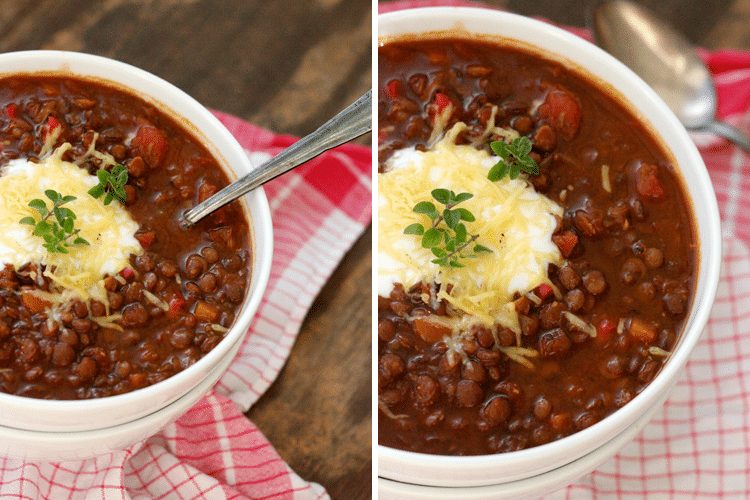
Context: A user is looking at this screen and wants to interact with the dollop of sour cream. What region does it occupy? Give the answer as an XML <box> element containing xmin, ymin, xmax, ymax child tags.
<box><xmin>378</xmin><ymin>124</ymin><xmax>563</xmax><ymax>331</ymax></box>
<box><xmin>0</xmin><ymin>146</ymin><xmax>142</xmax><ymax>299</ymax></box>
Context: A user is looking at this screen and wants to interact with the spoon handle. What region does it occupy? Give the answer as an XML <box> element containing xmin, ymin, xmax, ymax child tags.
<box><xmin>182</xmin><ymin>89</ymin><xmax>372</xmax><ymax>226</ymax></box>
<box><xmin>703</xmin><ymin>120</ymin><xmax>750</xmax><ymax>155</ymax></box>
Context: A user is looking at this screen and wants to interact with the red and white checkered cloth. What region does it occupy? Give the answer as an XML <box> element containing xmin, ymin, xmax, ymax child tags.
<box><xmin>380</xmin><ymin>1</ymin><xmax>750</xmax><ymax>497</ymax></box>
<box><xmin>0</xmin><ymin>112</ymin><xmax>372</xmax><ymax>499</ymax></box>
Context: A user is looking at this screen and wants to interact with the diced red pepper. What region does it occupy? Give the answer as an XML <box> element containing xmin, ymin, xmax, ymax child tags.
<box><xmin>168</xmin><ymin>293</ymin><xmax>186</xmax><ymax>317</ymax></box>
<box><xmin>596</xmin><ymin>317</ymin><xmax>617</xmax><ymax>343</ymax></box>
<box><xmin>120</xmin><ymin>267</ymin><xmax>135</xmax><ymax>280</ymax></box>
<box><xmin>386</xmin><ymin>80</ymin><xmax>398</xmax><ymax>99</ymax></box>
<box><xmin>536</xmin><ymin>89</ymin><xmax>582</xmax><ymax>140</ymax></box>
<box><xmin>46</xmin><ymin>115</ymin><xmax>60</xmax><ymax>130</ymax></box>
<box><xmin>5</xmin><ymin>104</ymin><xmax>16</xmax><ymax>119</ymax></box>
<box><xmin>131</xmin><ymin>121</ymin><xmax>167</xmax><ymax>168</ymax></box>
<box><xmin>535</xmin><ymin>283</ymin><xmax>554</xmax><ymax>300</ymax></box>
<box><xmin>634</xmin><ymin>163</ymin><xmax>666</xmax><ymax>201</ymax></box>
<box><xmin>41</xmin><ymin>115</ymin><xmax>61</xmax><ymax>140</ymax></box>
<box><xmin>552</xmin><ymin>230</ymin><xmax>578</xmax><ymax>258</ymax></box>
<box><xmin>434</xmin><ymin>92</ymin><xmax>451</xmax><ymax>114</ymax></box>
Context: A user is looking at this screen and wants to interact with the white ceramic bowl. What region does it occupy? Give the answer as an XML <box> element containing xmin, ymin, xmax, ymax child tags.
<box><xmin>0</xmin><ymin>51</ymin><xmax>273</xmax><ymax>458</ymax></box>
<box><xmin>378</xmin><ymin>6</ymin><xmax>722</xmax><ymax>491</ymax></box>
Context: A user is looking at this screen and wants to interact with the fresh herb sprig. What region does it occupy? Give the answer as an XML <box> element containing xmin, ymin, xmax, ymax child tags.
<box><xmin>87</xmin><ymin>164</ymin><xmax>128</xmax><ymax>205</ymax></box>
<box><xmin>488</xmin><ymin>136</ymin><xmax>539</xmax><ymax>181</ymax></box>
<box><xmin>19</xmin><ymin>190</ymin><xmax>89</xmax><ymax>254</ymax></box>
<box><xmin>404</xmin><ymin>189</ymin><xmax>492</xmax><ymax>268</ymax></box>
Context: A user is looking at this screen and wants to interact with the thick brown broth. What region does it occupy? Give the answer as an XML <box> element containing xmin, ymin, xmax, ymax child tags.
<box><xmin>0</xmin><ymin>75</ymin><xmax>250</xmax><ymax>400</ymax></box>
<box><xmin>378</xmin><ymin>38</ymin><xmax>696</xmax><ymax>455</ymax></box>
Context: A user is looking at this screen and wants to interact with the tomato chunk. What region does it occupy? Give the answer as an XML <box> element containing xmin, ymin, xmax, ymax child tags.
<box><xmin>135</xmin><ymin>231</ymin><xmax>156</xmax><ymax>249</ymax></box>
<box><xmin>536</xmin><ymin>89</ymin><xmax>582</xmax><ymax>140</ymax></box>
<box><xmin>634</xmin><ymin>163</ymin><xmax>666</xmax><ymax>201</ymax></box>
<box><xmin>552</xmin><ymin>230</ymin><xmax>578</xmax><ymax>258</ymax></box>
<box><xmin>131</xmin><ymin>122</ymin><xmax>167</xmax><ymax>168</ymax></box>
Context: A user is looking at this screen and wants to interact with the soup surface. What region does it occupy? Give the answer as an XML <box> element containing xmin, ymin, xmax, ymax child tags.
<box><xmin>0</xmin><ymin>75</ymin><xmax>250</xmax><ymax>400</ymax></box>
<box><xmin>378</xmin><ymin>38</ymin><xmax>696</xmax><ymax>455</ymax></box>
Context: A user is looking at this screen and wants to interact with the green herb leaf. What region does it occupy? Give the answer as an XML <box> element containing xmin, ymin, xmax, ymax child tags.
<box><xmin>453</xmin><ymin>192</ymin><xmax>473</xmax><ymax>204</ymax></box>
<box><xmin>413</xmin><ymin>201</ymin><xmax>438</xmax><ymax>220</ymax></box>
<box><xmin>405</xmin><ymin>189</ymin><xmax>492</xmax><ymax>268</ymax></box>
<box><xmin>454</xmin><ymin>223</ymin><xmax>468</xmax><ymax>244</ymax></box>
<box><xmin>19</xmin><ymin>190</ymin><xmax>89</xmax><ymax>254</ymax></box>
<box><xmin>456</xmin><ymin>208</ymin><xmax>475</xmax><ymax>222</ymax></box>
<box><xmin>431</xmin><ymin>188</ymin><xmax>451</xmax><ymax>205</ymax></box>
<box><xmin>488</xmin><ymin>136</ymin><xmax>539</xmax><ymax>182</ymax></box>
<box><xmin>404</xmin><ymin>223</ymin><xmax>425</xmax><ymax>236</ymax></box>
<box><xmin>422</xmin><ymin>227</ymin><xmax>442</xmax><ymax>248</ymax></box>
<box><xmin>443</xmin><ymin>208</ymin><xmax>460</xmax><ymax>229</ymax></box>
<box><xmin>88</xmin><ymin>164</ymin><xmax>129</xmax><ymax>205</ymax></box>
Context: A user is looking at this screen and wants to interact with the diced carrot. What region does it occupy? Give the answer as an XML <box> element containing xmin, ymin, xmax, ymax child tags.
<box><xmin>21</xmin><ymin>291</ymin><xmax>51</xmax><ymax>314</ymax></box>
<box><xmin>193</xmin><ymin>301</ymin><xmax>220</xmax><ymax>322</ymax></box>
<box><xmin>536</xmin><ymin>89</ymin><xmax>582</xmax><ymax>140</ymax></box>
<box><xmin>131</xmin><ymin>122</ymin><xmax>167</xmax><ymax>168</ymax></box>
<box><xmin>552</xmin><ymin>230</ymin><xmax>578</xmax><ymax>258</ymax></box>
<box><xmin>634</xmin><ymin>163</ymin><xmax>666</xmax><ymax>201</ymax></box>
<box><xmin>413</xmin><ymin>317</ymin><xmax>452</xmax><ymax>343</ymax></box>
<box><xmin>628</xmin><ymin>317</ymin><xmax>657</xmax><ymax>343</ymax></box>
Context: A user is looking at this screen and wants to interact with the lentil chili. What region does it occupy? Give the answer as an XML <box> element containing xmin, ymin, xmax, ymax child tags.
<box><xmin>0</xmin><ymin>75</ymin><xmax>250</xmax><ymax>400</ymax></box>
<box><xmin>378</xmin><ymin>38</ymin><xmax>697</xmax><ymax>455</ymax></box>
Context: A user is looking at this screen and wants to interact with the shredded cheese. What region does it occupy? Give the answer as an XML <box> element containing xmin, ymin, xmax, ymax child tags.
<box><xmin>0</xmin><ymin>145</ymin><xmax>142</xmax><ymax>302</ymax></box>
<box><xmin>378</xmin><ymin>123</ymin><xmax>563</xmax><ymax>334</ymax></box>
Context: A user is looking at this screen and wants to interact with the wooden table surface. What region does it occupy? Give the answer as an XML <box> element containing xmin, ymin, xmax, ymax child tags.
<box><xmin>0</xmin><ymin>1</ymin><xmax>372</xmax><ymax>499</ymax></box>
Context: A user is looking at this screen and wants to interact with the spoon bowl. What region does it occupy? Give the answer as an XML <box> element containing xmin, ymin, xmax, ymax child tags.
<box><xmin>592</xmin><ymin>0</ymin><xmax>750</xmax><ymax>153</ymax></box>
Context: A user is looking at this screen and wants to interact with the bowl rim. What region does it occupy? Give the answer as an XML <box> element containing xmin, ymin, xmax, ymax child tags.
<box><xmin>0</xmin><ymin>50</ymin><xmax>273</xmax><ymax>422</ymax></box>
<box><xmin>378</xmin><ymin>6</ymin><xmax>722</xmax><ymax>486</ymax></box>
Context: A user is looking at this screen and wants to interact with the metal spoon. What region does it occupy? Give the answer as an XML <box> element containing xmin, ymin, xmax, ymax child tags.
<box><xmin>592</xmin><ymin>0</ymin><xmax>750</xmax><ymax>153</ymax></box>
<box><xmin>181</xmin><ymin>89</ymin><xmax>372</xmax><ymax>226</ymax></box>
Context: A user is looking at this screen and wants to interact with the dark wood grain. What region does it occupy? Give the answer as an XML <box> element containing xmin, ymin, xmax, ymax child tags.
<box><xmin>380</xmin><ymin>0</ymin><xmax>749</xmax><ymax>49</ymax></box>
<box><xmin>0</xmin><ymin>1</ymin><xmax>372</xmax><ymax>499</ymax></box>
